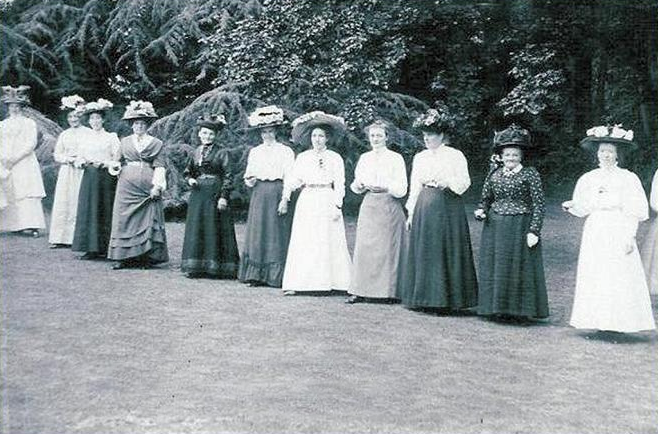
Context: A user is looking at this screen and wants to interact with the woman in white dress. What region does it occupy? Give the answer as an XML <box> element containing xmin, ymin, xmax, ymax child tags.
<box><xmin>49</xmin><ymin>95</ymin><xmax>91</xmax><ymax>247</ymax></box>
<box><xmin>346</xmin><ymin>120</ymin><xmax>407</xmax><ymax>304</ymax></box>
<box><xmin>0</xmin><ymin>85</ymin><xmax>46</xmax><ymax>237</ymax></box>
<box><xmin>563</xmin><ymin>124</ymin><xmax>655</xmax><ymax>333</ymax></box>
<box><xmin>640</xmin><ymin>168</ymin><xmax>658</xmax><ymax>295</ymax></box>
<box><xmin>278</xmin><ymin>111</ymin><xmax>351</xmax><ymax>294</ymax></box>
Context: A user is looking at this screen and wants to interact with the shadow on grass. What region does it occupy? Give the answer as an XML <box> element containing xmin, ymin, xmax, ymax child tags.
<box><xmin>576</xmin><ymin>330</ymin><xmax>657</xmax><ymax>344</ymax></box>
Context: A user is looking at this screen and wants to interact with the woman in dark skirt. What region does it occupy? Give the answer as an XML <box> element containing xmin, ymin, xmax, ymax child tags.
<box><xmin>181</xmin><ymin>114</ymin><xmax>239</xmax><ymax>278</ymax></box>
<box><xmin>72</xmin><ymin>98</ymin><xmax>120</xmax><ymax>259</ymax></box>
<box><xmin>474</xmin><ymin>124</ymin><xmax>548</xmax><ymax>320</ymax></box>
<box><xmin>398</xmin><ymin>106</ymin><xmax>478</xmax><ymax>310</ymax></box>
<box><xmin>238</xmin><ymin>105</ymin><xmax>294</xmax><ymax>287</ymax></box>
<box><xmin>108</xmin><ymin>100</ymin><xmax>169</xmax><ymax>269</ymax></box>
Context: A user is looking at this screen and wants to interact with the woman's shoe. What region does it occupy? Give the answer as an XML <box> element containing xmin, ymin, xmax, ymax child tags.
<box><xmin>79</xmin><ymin>252</ymin><xmax>99</xmax><ymax>260</ymax></box>
<box><xmin>282</xmin><ymin>290</ymin><xmax>296</xmax><ymax>296</ymax></box>
<box><xmin>111</xmin><ymin>261</ymin><xmax>131</xmax><ymax>270</ymax></box>
<box><xmin>345</xmin><ymin>295</ymin><xmax>363</xmax><ymax>304</ymax></box>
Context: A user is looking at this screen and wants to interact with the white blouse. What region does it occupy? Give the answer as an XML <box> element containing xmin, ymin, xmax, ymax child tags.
<box><xmin>78</xmin><ymin>129</ymin><xmax>121</xmax><ymax>164</ymax></box>
<box><xmin>350</xmin><ymin>148</ymin><xmax>407</xmax><ymax>198</ymax></box>
<box><xmin>54</xmin><ymin>126</ymin><xmax>92</xmax><ymax>164</ymax></box>
<box><xmin>283</xmin><ymin>148</ymin><xmax>345</xmax><ymax>207</ymax></box>
<box><xmin>406</xmin><ymin>145</ymin><xmax>471</xmax><ymax>217</ymax></box>
<box><xmin>244</xmin><ymin>142</ymin><xmax>294</xmax><ymax>187</ymax></box>
<box><xmin>0</xmin><ymin>116</ymin><xmax>37</xmax><ymax>166</ymax></box>
<box><xmin>568</xmin><ymin>165</ymin><xmax>648</xmax><ymax>237</ymax></box>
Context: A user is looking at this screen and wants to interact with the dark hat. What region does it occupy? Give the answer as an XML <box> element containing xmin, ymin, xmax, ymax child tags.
<box><xmin>493</xmin><ymin>124</ymin><xmax>532</xmax><ymax>150</ymax></box>
<box><xmin>291</xmin><ymin>111</ymin><xmax>347</xmax><ymax>146</ymax></box>
<box><xmin>1</xmin><ymin>85</ymin><xmax>31</xmax><ymax>105</ymax></box>
<box><xmin>122</xmin><ymin>100</ymin><xmax>158</xmax><ymax>120</ymax></box>
<box><xmin>196</xmin><ymin>113</ymin><xmax>227</xmax><ymax>131</ymax></box>
<box><xmin>412</xmin><ymin>104</ymin><xmax>458</xmax><ymax>134</ymax></box>
<box><xmin>247</xmin><ymin>105</ymin><xmax>288</xmax><ymax>130</ymax></box>
<box><xmin>580</xmin><ymin>124</ymin><xmax>637</xmax><ymax>152</ymax></box>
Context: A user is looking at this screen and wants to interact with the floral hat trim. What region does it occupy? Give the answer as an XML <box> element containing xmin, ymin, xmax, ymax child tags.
<box><xmin>1</xmin><ymin>85</ymin><xmax>31</xmax><ymax>105</ymax></box>
<box><xmin>60</xmin><ymin>94</ymin><xmax>86</xmax><ymax>112</ymax></box>
<box><xmin>122</xmin><ymin>100</ymin><xmax>158</xmax><ymax>120</ymax></box>
<box><xmin>580</xmin><ymin>123</ymin><xmax>637</xmax><ymax>151</ymax></box>
<box><xmin>291</xmin><ymin>111</ymin><xmax>346</xmax><ymax>129</ymax></box>
<box><xmin>248</xmin><ymin>105</ymin><xmax>288</xmax><ymax>128</ymax></box>
<box><xmin>412</xmin><ymin>106</ymin><xmax>458</xmax><ymax>133</ymax></box>
<box><xmin>84</xmin><ymin>98</ymin><xmax>114</xmax><ymax>114</ymax></box>
<box><xmin>196</xmin><ymin>113</ymin><xmax>227</xmax><ymax>130</ymax></box>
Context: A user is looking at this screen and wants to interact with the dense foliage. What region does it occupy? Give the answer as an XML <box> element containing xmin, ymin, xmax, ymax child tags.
<box><xmin>2</xmin><ymin>0</ymin><xmax>657</xmax><ymax>212</ymax></box>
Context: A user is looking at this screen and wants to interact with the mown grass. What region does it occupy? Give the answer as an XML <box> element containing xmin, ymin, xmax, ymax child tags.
<box><xmin>1</xmin><ymin>201</ymin><xmax>656</xmax><ymax>434</ymax></box>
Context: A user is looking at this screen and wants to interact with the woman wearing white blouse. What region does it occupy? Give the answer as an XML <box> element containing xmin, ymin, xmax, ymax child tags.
<box><xmin>278</xmin><ymin>111</ymin><xmax>351</xmax><ymax>294</ymax></box>
<box><xmin>49</xmin><ymin>95</ymin><xmax>91</xmax><ymax>247</ymax></box>
<box><xmin>72</xmin><ymin>99</ymin><xmax>120</xmax><ymax>259</ymax></box>
<box><xmin>238</xmin><ymin>106</ymin><xmax>294</xmax><ymax>287</ymax></box>
<box><xmin>563</xmin><ymin>125</ymin><xmax>654</xmax><ymax>332</ymax></box>
<box><xmin>397</xmin><ymin>107</ymin><xmax>478</xmax><ymax>310</ymax></box>
<box><xmin>346</xmin><ymin>120</ymin><xmax>407</xmax><ymax>303</ymax></box>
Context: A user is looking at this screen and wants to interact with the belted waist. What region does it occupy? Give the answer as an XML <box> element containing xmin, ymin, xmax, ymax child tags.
<box><xmin>198</xmin><ymin>173</ymin><xmax>218</xmax><ymax>179</ymax></box>
<box><xmin>422</xmin><ymin>183</ymin><xmax>444</xmax><ymax>189</ymax></box>
<box><xmin>125</xmin><ymin>161</ymin><xmax>153</xmax><ymax>168</ymax></box>
<box><xmin>304</xmin><ymin>183</ymin><xmax>333</xmax><ymax>189</ymax></box>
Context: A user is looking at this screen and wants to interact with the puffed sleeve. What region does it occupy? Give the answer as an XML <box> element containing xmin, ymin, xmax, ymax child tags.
<box><xmin>387</xmin><ymin>152</ymin><xmax>408</xmax><ymax>199</ymax></box>
<box><xmin>53</xmin><ymin>131</ymin><xmax>70</xmax><ymax>164</ymax></box>
<box><xmin>650</xmin><ymin>169</ymin><xmax>658</xmax><ymax>213</ymax></box>
<box><xmin>567</xmin><ymin>172</ymin><xmax>594</xmax><ymax>218</ymax></box>
<box><xmin>405</xmin><ymin>153</ymin><xmax>422</xmax><ymax>218</ymax></box>
<box><xmin>621</xmin><ymin>171</ymin><xmax>649</xmax><ymax>238</ymax></box>
<box><xmin>446</xmin><ymin>150</ymin><xmax>471</xmax><ymax>195</ymax></box>
<box><xmin>282</xmin><ymin>154</ymin><xmax>304</xmax><ymax>201</ymax></box>
<box><xmin>219</xmin><ymin>150</ymin><xmax>232</xmax><ymax>200</ymax></box>
<box><xmin>478</xmin><ymin>170</ymin><xmax>495</xmax><ymax>212</ymax></box>
<box><xmin>526</xmin><ymin>167</ymin><xmax>545</xmax><ymax>235</ymax></box>
<box><xmin>350</xmin><ymin>154</ymin><xmax>366</xmax><ymax>194</ymax></box>
<box><xmin>332</xmin><ymin>152</ymin><xmax>346</xmax><ymax>207</ymax></box>
<box><xmin>243</xmin><ymin>147</ymin><xmax>257</xmax><ymax>188</ymax></box>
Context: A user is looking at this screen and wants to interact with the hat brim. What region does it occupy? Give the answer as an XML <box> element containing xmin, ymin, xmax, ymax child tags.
<box><xmin>1</xmin><ymin>98</ymin><xmax>30</xmax><ymax>105</ymax></box>
<box><xmin>493</xmin><ymin>141</ymin><xmax>533</xmax><ymax>151</ymax></box>
<box><xmin>123</xmin><ymin>114</ymin><xmax>158</xmax><ymax>121</ymax></box>
<box><xmin>580</xmin><ymin>136</ymin><xmax>637</xmax><ymax>152</ymax></box>
<box><xmin>197</xmin><ymin>121</ymin><xmax>226</xmax><ymax>131</ymax></box>
<box><xmin>291</xmin><ymin>117</ymin><xmax>346</xmax><ymax>146</ymax></box>
<box><xmin>245</xmin><ymin>121</ymin><xmax>289</xmax><ymax>131</ymax></box>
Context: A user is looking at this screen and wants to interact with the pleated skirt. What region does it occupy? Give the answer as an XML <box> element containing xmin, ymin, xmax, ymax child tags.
<box><xmin>72</xmin><ymin>167</ymin><xmax>117</xmax><ymax>254</ymax></box>
<box><xmin>107</xmin><ymin>165</ymin><xmax>169</xmax><ymax>263</ymax></box>
<box><xmin>181</xmin><ymin>177</ymin><xmax>239</xmax><ymax>277</ymax></box>
<box><xmin>397</xmin><ymin>187</ymin><xmax>478</xmax><ymax>309</ymax></box>
<box><xmin>350</xmin><ymin>192</ymin><xmax>406</xmax><ymax>298</ymax></box>
<box><xmin>477</xmin><ymin>212</ymin><xmax>549</xmax><ymax>318</ymax></box>
<box><xmin>238</xmin><ymin>180</ymin><xmax>291</xmax><ymax>287</ymax></box>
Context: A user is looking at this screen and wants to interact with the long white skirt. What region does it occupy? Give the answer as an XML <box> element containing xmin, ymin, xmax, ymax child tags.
<box><xmin>570</xmin><ymin>210</ymin><xmax>656</xmax><ymax>332</ymax></box>
<box><xmin>0</xmin><ymin>198</ymin><xmax>46</xmax><ymax>231</ymax></box>
<box><xmin>282</xmin><ymin>188</ymin><xmax>351</xmax><ymax>292</ymax></box>
<box><xmin>48</xmin><ymin>164</ymin><xmax>84</xmax><ymax>244</ymax></box>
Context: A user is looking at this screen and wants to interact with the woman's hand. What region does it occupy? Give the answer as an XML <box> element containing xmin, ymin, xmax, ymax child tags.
<box><xmin>244</xmin><ymin>176</ymin><xmax>257</xmax><ymax>187</ymax></box>
<box><xmin>217</xmin><ymin>198</ymin><xmax>228</xmax><ymax>211</ymax></box>
<box><xmin>332</xmin><ymin>206</ymin><xmax>342</xmax><ymax>221</ymax></box>
<box><xmin>526</xmin><ymin>233</ymin><xmax>539</xmax><ymax>248</ymax></box>
<box><xmin>149</xmin><ymin>186</ymin><xmax>162</xmax><ymax>199</ymax></box>
<box><xmin>474</xmin><ymin>209</ymin><xmax>487</xmax><ymax>221</ymax></box>
<box><xmin>367</xmin><ymin>185</ymin><xmax>388</xmax><ymax>193</ymax></box>
<box><xmin>561</xmin><ymin>200</ymin><xmax>573</xmax><ymax>212</ymax></box>
<box><xmin>277</xmin><ymin>199</ymin><xmax>288</xmax><ymax>216</ymax></box>
<box><xmin>406</xmin><ymin>216</ymin><xmax>413</xmax><ymax>231</ymax></box>
<box><xmin>624</xmin><ymin>238</ymin><xmax>635</xmax><ymax>255</ymax></box>
<box><xmin>73</xmin><ymin>157</ymin><xmax>87</xmax><ymax>169</ymax></box>
<box><xmin>188</xmin><ymin>178</ymin><xmax>198</xmax><ymax>188</ymax></box>
<box><xmin>107</xmin><ymin>162</ymin><xmax>121</xmax><ymax>176</ymax></box>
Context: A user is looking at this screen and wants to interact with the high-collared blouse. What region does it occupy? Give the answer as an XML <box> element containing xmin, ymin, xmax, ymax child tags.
<box><xmin>406</xmin><ymin>145</ymin><xmax>471</xmax><ymax>217</ymax></box>
<box><xmin>567</xmin><ymin>164</ymin><xmax>648</xmax><ymax>238</ymax></box>
<box><xmin>350</xmin><ymin>148</ymin><xmax>407</xmax><ymax>198</ymax></box>
<box><xmin>183</xmin><ymin>143</ymin><xmax>232</xmax><ymax>200</ymax></box>
<box><xmin>282</xmin><ymin>148</ymin><xmax>345</xmax><ymax>207</ymax></box>
<box><xmin>479</xmin><ymin>164</ymin><xmax>545</xmax><ymax>235</ymax></box>
<box><xmin>54</xmin><ymin>126</ymin><xmax>92</xmax><ymax>164</ymax></box>
<box><xmin>243</xmin><ymin>141</ymin><xmax>294</xmax><ymax>187</ymax></box>
<box><xmin>78</xmin><ymin>128</ymin><xmax>121</xmax><ymax>164</ymax></box>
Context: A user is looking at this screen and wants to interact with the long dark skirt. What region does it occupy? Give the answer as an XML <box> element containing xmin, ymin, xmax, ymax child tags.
<box><xmin>238</xmin><ymin>180</ymin><xmax>291</xmax><ymax>287</ymax></box>
<box><xmin>397</xmin><ymin>187</ymin><xmax>478</xmax><ymax>309</ymax></box>
<box><xmin>478</xmin><ymin>213</ymin><xmax>549</xmax><ymax>318</ymax></box>
<box><xmin>350</xmin><ymin>192</ymin><xmax>406</xmax><ymax>298</ymax></box>
<box><xmin>107</xmin><ymin>165</ymin><xmax>169</xmax><ymax>263</ymax></box>
<box><xmin>72</xmin><ymin>166</ymin><xmax>117</xmax><ymax>255</ymax></box>
<box><xmin>181</xmin><ymin>177</ymin><xmax>239</xmax><ymax>277</ymax></box>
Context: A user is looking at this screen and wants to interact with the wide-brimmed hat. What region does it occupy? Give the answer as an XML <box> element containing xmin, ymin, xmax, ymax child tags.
<box><xmin>580</xmin><ymin>124</ymin><xmax>637</xmax><ymax>152</ymax></box>
<box><xmin>196</xmin><ymin>113</ymin><xmax>227</xmax><ymax>132</ymax></box>
<box><xmin>122</xmin><ymin>100</ymin><xmax>158</xmax><ymax>121</ymax></box>
<box><xmin>291</xmin><ymin>111</ymin><xmax>347</xmax><ymax>146</ymax></box>
<box><xmin>493</xmin><ymin>124</ymin><xmax>532</xmax><ymax>151</ymax></box>
<box><xmin>412</xmin><ymin>105</ymin><xmax>458</xmax><ymax>134</ymax></box>
<box><xmin>247</xmin><ymin>105</ymin><xmax>288</xmax><ymax>130</ymax></box>
<box><xmin>1</xmin><ymin>85</ymin><xmax>31</xmax><ymax>105</ymax></box>
<box><xmin>60</xmin><ymin>94</ymin><xmax>86</xmax><ymax>114</ymax></box>
<box><xmin>84</xmin><ymin>98</ymin><xmax>114</xmax><ymax>115</ymax></box>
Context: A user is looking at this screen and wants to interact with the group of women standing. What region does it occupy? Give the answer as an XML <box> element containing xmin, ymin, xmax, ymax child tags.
<box><xmin>0</xmin><ymin>84</ymin><xmax>656</xmax><ymax>335</ymax></box>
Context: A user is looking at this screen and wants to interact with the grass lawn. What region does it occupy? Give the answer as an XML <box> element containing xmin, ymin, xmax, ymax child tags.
<box><xmin>1</xmin><ymin>200</ymin><xmax>657</xmax><ymax>434</ymax></box>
